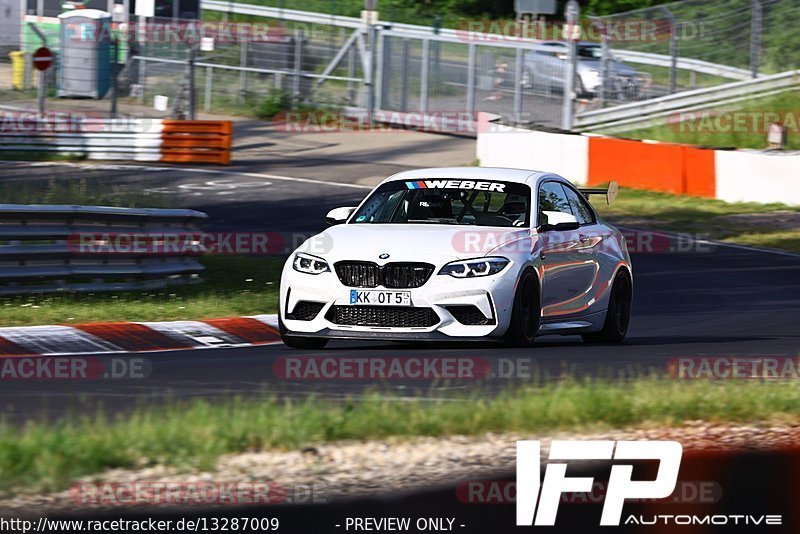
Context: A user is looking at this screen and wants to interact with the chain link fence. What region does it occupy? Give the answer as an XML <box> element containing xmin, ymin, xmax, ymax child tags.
<box><xmin>8</xmin><ymin>0</ymin><xmax>800</xmax><ymax>130</ymax></box>
<box><xmin>586</xmin><ymin>0</ymin><xmax>800</xmax><ymax>111</ymax></box>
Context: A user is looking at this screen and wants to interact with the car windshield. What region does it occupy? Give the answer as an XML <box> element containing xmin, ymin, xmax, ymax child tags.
<box><xmin>578</xmin><ymin>45</ymin><xmax>603</xmax><ymax>59</ymax></box>
<box><xmin>351</xmin><ymin>179</ymin><xmax>531</xmax><ymax>227</ymax></box>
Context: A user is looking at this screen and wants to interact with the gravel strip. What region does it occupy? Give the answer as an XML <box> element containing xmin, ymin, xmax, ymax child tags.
<box><xmin>2</xmin><ymin>421</ymin><xmax>799</xmax><ymax>516</ymax></box>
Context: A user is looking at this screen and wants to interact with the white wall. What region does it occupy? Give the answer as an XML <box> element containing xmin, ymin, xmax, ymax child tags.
<box><xmin>476</xmin><ymin>125</ymin><xmax>589</xmax><ymax>185</ymax></box>
<box><xmin>715</xmin><ymin>150</ymin><xmax>800</xmax><ymax>205</ymax></box>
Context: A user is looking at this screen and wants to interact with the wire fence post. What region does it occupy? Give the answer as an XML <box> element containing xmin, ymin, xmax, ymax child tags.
<box><xmin>599</xmin><ymin>22</ymin><xmax>610</xmax><ymax>108</ymax></box>
<box><xmin>420</xmin><ymin>38</ymin><xmax>429</xmax><ymax>114</ymax></box>
<box><xmin>138</xmin><ymin>57</ymin><xmax>146</xmax><ymax>103</ymax></box>
<box><xmin>239</xmin><ymin>35</ymin><xmax>248</xmax><ymax>101</ymax></box>
<box><xmin>138</xmin><ymin>14</ymin><xmax>146</xmax><ymax>103</ymax></box>
<box><xmin>561</xmin><ymin>0</ymin><xmax>579</xmax><ymax>131</ymax></box>
<box><xmin>204</xmin><ymin>65</ymin><xmax>213</xmax><ymax>112</ymax></box>
<box><xmin>347</xmin><ymin>44</ymin><xmax>356</xmax><ymax>104</ymax></box>
<box><xmin>188</xmin><ymin>45</ymin><xmax>196</xmax><ymax>120</ymax></box>
<box><xmin>366</xmin><ymin>23</ymin><xmax>377</xmax><ymax>124</ymax></box>
<box><xmin>750</xmin><ymin>0</ymin><xmax>762</xmax><ymax>78</ymax></box>
<box><xmin>466</xmin><ymin>43</ymin><xmax>476</xmax><ymax>114</ymax></box>
<box><xmin>400</xmin><ymin>38</ymin><xmax>410</xmax><ymax>112</ymax></box>
<box><xmin>513</xmin><ymin>47</ymin><xmax>523</xmax><ymax>124</ymax></box>
<box><xmin>664</xmin><ymin>7</ymin><xmax>678</xmax><ymax>94</ymax></box>
<box><xmin>376</xmin><ymin>30</ymin><xmax>386</xmax><ymax>111</ymax></box>
<box><xmin>293</xmin><ymin>28</ymin><xmax>304</xmax><ymax>107</ymax></box>
<box><xmin>110</xmin><ymin>39</ymin><xmax>118</xmax><ymax>118</ymax></box>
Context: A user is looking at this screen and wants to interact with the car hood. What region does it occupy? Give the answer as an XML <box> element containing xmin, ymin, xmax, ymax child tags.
<box><xmin>296</xmin><ymin>224</ymin><xmax>532</xmax><ymax>264</ymax></box>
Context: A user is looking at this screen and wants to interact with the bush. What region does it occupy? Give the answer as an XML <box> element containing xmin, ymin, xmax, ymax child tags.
<box><xmin>253</xmin><ymin>88</ymin><xmax>291</xmax><ymax>119</ymax></box>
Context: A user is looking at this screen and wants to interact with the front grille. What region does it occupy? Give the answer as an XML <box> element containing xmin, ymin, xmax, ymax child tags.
<box><xmin>446</xmin><ymin>305</ymin><xmax>495</xmax><ymax>326</ymax></box>
<box><xmin>334</xmin><ymin>261</ymin><xmax>434</xmax><ymax>289</ymax></box>
<box><xmin>286</xmin><ymin>301</ymin><xmax>325</xmax><ymax>321</ymax></box>
<box><xmin>326</xmin><ymin>306</ymin><xmax>439</xmax><ymax>328</ymax></box>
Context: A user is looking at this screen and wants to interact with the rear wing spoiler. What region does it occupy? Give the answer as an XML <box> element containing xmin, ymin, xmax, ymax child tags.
<box><xmin>578</xmin><ymin>181</ymin><xmax>618</xmax><ymax>206</ymax></box>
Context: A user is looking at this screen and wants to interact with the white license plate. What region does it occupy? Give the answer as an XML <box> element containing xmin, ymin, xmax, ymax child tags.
<box><xmin>349</xmin><ymin>290</ymin><xmax>411</xmax><ymax>306</ymax></box>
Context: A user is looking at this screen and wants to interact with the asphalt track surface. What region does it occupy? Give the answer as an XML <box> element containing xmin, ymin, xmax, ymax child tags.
<box><xmin>1</xmin><ymin>157</ymin><xmax>799</xmax><ymax>422</ymax></box>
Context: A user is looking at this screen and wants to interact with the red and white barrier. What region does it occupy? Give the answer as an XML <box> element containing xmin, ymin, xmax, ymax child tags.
<box><xmin>477</xmin><ymin>124</ymin><xmax>800</xmax><ymax>205</ymax></box>
<box><xmin>0</xmin><ymin>315</ymin><xmax>279</xmax><ymax>356</ymax></box>
<box><xmin>0</xmin><ymin>116</ymin><xmax>233</xmax><ymax>164</ymax></box>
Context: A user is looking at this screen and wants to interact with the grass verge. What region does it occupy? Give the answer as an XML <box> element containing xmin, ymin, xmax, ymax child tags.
<box><xmin>0</xmin><ymin>256</ymin><xmax>282</xmax><ymax>326</ymax></box>
<box><xmin>619</xmin><ymin>90</ymin><xmax>800</xmax><ymax>150</ymax></box>
<box><xmin>594</xmin><ymin>187</ymin><xmax>800</xmax><ymax>252</ymax></box>
<box><xmin>3</xmin><ymin>377</ymin><xmax>800</xmax><ymax>495</ymax></box>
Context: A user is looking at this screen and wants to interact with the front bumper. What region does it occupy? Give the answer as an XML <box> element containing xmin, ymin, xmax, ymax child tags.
<box><xmin>280</xmin><ymin>263</ymin><xmax>521</xmax><ymax>340</ymax></box>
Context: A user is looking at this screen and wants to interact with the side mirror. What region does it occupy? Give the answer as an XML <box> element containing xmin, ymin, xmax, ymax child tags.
<box><xmin>538</xmin><ymin>211</ymin><xmax>580</xmax><ymax>232</ymax></box>
<box><xmin>325</xmin><ymin>206</ymin><xmax>356</xmax><ymax>226</ymax></box>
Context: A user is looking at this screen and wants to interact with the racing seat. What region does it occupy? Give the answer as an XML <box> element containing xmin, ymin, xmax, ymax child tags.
<box><xmin>499</xmin><ymin>200</ymin><xmax>527</xmax><ymax>226</ymax></box>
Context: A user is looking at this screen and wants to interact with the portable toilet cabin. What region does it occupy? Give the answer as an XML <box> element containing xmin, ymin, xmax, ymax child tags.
<box><xmin>57</xmin><ymin>9</ymin><xmax>111</xmax><ymax>98</ymax></box>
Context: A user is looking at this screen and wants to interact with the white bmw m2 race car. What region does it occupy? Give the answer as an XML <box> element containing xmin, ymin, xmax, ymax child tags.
<box><xmin>279</xmin><ymin>168</ymin><xmax>631</xmax><ymax>349</ymax></box>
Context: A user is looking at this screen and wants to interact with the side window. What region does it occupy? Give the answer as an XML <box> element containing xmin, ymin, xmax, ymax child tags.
<box><xmin>538</xmin><ymin>182</ymin><xmax>572</xmax><ymax>223</ymax></box>
<box><xmin>562</xmin><ymin>185</ymin><xmax>596</xmax><ymax>225</ymax></box>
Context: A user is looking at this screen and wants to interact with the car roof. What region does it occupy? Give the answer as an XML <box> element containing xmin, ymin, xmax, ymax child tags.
<box><xmin>384</xmin><ymin>167</ymin><xmax>552</xmax><ymax>185</ymax></box>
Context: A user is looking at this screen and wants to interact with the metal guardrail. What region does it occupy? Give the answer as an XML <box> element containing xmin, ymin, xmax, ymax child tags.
<box><xmin>575</xmin><ymin>70</ymin><xmax>800</xmax><ymax>133</ymax></box>
<box><xmin>0</xmin><ymin>205</ymin><xmax>208</xmax><ymax>295</ymax></box>
<box><xmin>613</xmin><ymin>51</ymin><xmax>751</xmax><ymax>81</ymax></box>
<box><xmin>200</xmin><ymin>0</ymin><xmax>752</xmax><ymax>79</ymax></box>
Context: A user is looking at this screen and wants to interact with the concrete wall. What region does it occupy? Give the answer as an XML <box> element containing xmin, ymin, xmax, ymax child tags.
<box><xmin>476</xmin><ymin>124</ymin><xmax>589</xmax><ymax>186</ymax></box>
<box><xmin>477</xmin><ymin>125</ymin><xmax>800</xmax><ymax>206</ymax></box>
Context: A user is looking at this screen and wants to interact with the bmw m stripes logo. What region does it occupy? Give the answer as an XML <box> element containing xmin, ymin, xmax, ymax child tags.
<box><xmin>405</xmin><ymin>180</ymin><xmax>506</xmax><ymax>192</ymax></box>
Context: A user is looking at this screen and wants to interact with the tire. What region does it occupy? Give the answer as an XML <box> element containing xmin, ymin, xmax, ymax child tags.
<box><xmin>279</xmin><ymin>315</ymin><xmax>329</xmax><ymax>350</ymax></box>
<box><xmin>582</xmin><ymin>270</ymin><xmax>632</xmax><ymax>343</ymax></box>
<box><xmin>503</xmin><ymin>269</ymin><xmax>541</xmax><ymax>347</ymax></box>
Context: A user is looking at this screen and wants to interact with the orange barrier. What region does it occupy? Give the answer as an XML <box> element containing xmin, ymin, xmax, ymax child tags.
<box><xmin>587</xmin><ymin>137</ymin><xmax>715</xmax><ymax>197</ymax></box>
<box><xmin>161</xmin><ymin>120</ymin><xmax>233</xmax><ymax>165</ymax></box>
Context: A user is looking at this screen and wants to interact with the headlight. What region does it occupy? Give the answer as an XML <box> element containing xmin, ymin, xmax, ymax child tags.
<box><xmin>438</xmin><ymin>257</ymin><xmax>509</xmax><ymax>278</ymax></box>
<box><xmin>586</xmin><ymin>70</ymin><xmax>600</xmax><ymax>84</ymax></box>
<box><xmin>292</xmin><ymin>252</ymin><xmax>330</xmax><ymax>275</ymax></box>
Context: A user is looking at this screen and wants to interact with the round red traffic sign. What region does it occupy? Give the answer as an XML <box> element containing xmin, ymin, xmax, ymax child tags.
<box><xmin>32</xmin><ymin>47</ymin><xmax>53</xmax><ymax>71</ymax></box>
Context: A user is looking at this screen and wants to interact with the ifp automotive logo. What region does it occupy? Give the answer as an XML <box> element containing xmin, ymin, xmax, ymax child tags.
<box><xmin>516</xmin><ymin>440</ymin><xmax>783</xmax><ymax>528</ymax></box>
<box><xmin>517</xmin><ymin>440</ymin><xmax>681</xmax><ymax>527</ymax></box>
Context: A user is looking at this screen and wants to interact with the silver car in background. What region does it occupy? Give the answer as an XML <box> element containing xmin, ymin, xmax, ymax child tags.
<box><xmin>523</xmin><ymin>41</ymin><xmax>642</xmax><ymax>99</ymax></box>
